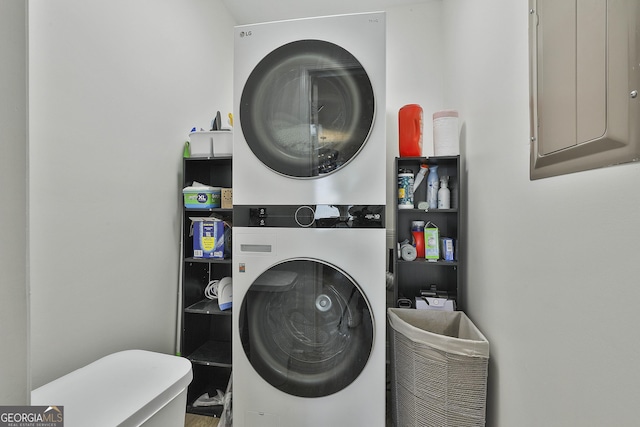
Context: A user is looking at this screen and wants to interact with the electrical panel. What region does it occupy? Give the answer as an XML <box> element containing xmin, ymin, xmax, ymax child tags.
<box><xmin>529</xmin><ymin>0</ymin><xmax>640</xmax><ymax>179</ymax></box>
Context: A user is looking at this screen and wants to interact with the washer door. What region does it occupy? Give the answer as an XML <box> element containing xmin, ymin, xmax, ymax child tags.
<box><xmin>239</xmin><ymin>259</ymin><xmax>374</xmax><ymax>397</ymax></box>
<box><xmin>240</xmin><ymin>40</ymin><xmax>375</xmax><ymax>178</ymax></box>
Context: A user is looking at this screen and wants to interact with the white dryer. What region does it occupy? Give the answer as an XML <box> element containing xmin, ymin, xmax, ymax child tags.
<box><xmin>232</xmin><ymin>206</ymin><xmax>386</xmax><ymax>427</ymax></box>
<box><xmin>233</xmin><ymin>12</ymin><xmax>386</xmax><ymax>206</ymax></box>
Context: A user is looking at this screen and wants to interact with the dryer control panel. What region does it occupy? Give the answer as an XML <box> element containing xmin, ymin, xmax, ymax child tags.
<box><xmin>234</xmin><ymin>204</ymin><xmax>385</xmax><ymax>228</ymax></box>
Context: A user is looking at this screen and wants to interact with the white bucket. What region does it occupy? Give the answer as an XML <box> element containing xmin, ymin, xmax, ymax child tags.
<box><xmin>433</xmin><ymin>110</ymin><xmax>459</xmax><ymax>156</ymax></box>
<box><xmin>31</xmin><ymin>350</ymin><xmax>193</xmax><ymax>427</ymax></box>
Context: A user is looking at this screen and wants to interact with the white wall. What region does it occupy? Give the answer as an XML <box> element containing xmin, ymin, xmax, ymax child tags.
<box><xmin>0</xmin><ymin>0</ymin><xmax>29</xmax><ymax>404</ymax></box>
<box><xmin>28</xmin><ymin>0</ymin><xmax>235</xmax><ymax>387</ymax></box>
<box><xmin>222</xmin><ymin>0</ymin><xmax>429</xmax><ymax>26</ymax></box>
<box><xmin>442</xmin><ymin>1</ymin><xmax>640</xmax><ymax>425</ymax></box>
<box><xmin>23</xmin><ymin>1</ymin><xmax>640</xmax><ymax>424</ymax></box>
<box><xmin>385</xmin><ymin>1</ymin><xmax>443</xmax><ymax>241</ymax></box>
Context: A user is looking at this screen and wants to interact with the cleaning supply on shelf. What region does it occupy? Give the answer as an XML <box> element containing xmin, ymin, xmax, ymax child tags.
<box><xmin>411</xmin><ymin>221</ymin><xmax>426</xmax><ymax>258</ymax></box>
<box><xmin>191</xmin><ymin>217</ymin><xmax>225</xmax><ymax>259</ymax></box>
<box><xmin>426</xmin><ymin>165</ymin><xmax>439</xmax><ymax>209</ymax></box>
<box><xmin>398</xmin><ymin>165</ymin><xmax>428</xmax><ymax>209</ymax></box>
<box><xmin>437</xmin><ymin>175</ymin><xmax>451</xmax><ymax>209</ymax></box>
<box><xmin>440</xmin><ymin>237</ymin><xmax>455</xmax><ymax>261</ymax></box>
<box><xmin>412</xmin><ymin>163</ymin><xmax>429</xmax><ymax>201</ymax></box>
<box><xmin>424</xmin><ymin>221</ymin><xmax>440</xmax><ymax>261</ymax></box>
<box><xmin>398</xmin><ymin>169</ymin><xmax>415</xmax><ymax>209</ymax></box>
<box><xmin>183</xmin><ymin>182</ymin><xmax>221</xmax><ymax>209</ymax></box>
<box><xmin>399</xmin><ymin>104</ymin><xmax>423</xmax><ymax>157</ymax></box>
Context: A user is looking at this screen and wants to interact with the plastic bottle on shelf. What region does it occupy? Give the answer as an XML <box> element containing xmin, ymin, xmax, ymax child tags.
<box><xmin>397</xmin><ymin>169</ymin><xmax>415</xmax><ymax>209</ymax></box>
<box><xmin>413</xmin><ymin>164</ymin><xmax>428</xmax><ymax>193</ymax></box>
<box><xmin>411</xmin><ymin>221</ymin><xmax>426</xmax><ymax>258</ymax></box>
<box><xmin>438</xmin><ymin>176</ymin><xmax>451</xmax><ymax>209</ymax></box>
<box><xmin>399</xmin><ymin>104</ymin><xmax>423</xmax><ymax>157</ymax></box>
<box><xmin>426</xmin><ymin>165</ymin><xmax>439</xmax><ymax>209</ymax></box>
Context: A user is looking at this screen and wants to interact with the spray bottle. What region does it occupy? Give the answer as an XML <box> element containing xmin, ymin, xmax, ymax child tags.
<box><xmin>438</xmin><ymin>176</ymin><xmax>451</xmax><ymax>209</ymax></box>
<box><xmin>426</xmin><ymin>165</ymin><xmax>439</xmax><ymax>209</ymax></box>
<box><xmin>412</xmin><ymin>164</ymin><xmax>429</xmax><ymax>202</ymax></box>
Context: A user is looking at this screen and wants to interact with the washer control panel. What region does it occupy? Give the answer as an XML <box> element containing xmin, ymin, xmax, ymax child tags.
<box><xmin>234</xmin><ymin>205</ymin><xmax>384</xmax><ymax>228</ymax></box>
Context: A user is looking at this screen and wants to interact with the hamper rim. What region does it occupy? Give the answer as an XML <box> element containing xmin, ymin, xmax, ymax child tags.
<box><xmin>387</xmin><ymin>307</ymin><xmax>489</xmax><ymax>358</ymax></box>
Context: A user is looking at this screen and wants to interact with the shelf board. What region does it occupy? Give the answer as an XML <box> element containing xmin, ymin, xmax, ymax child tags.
<box><xmin>187</xmin><ymin>404</ymin><xmax>223</xmax><ymax>418</ymax></box>
<box><xmin>398</xmin><ymin>207</ymin><xmax>458</xmax><ymax>213</ymax></box>
<box><xmin>185</xmin><ymin>208</ymin><xmax>233</xmax><ymax>214</ymax></box>
<box><xmin>397</xmin><ymin>155</ymin><xmax>459</xmax><ymax>162</ymax></box>
<box><xmin>185</xmin><ymin>299</ymin><xmax>232</xmax><ymax>315</ymax></box>
<box><xmin>185</xmin><ymin>156</ymin><xmax>232</xmax><ymax>161</ymax></box>
<box><xmin>185</xmin><ymin>257</ymin><xmax>231</xmax><ymax>264</ymax></box>
<box><xmin>398</xmin><ymin>259</ymin><xmax>458</xmax><ymax>266</ymax></box>
<box><xmin>186</xmin><ymin>340</ymin><xmax>232</xmax><ymax>367</ymax></box>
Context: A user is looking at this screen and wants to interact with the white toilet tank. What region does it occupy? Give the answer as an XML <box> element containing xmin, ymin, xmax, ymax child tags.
<box><xmin>31</xmin><ymin>349</ymin><xmax>193</xmax><ymax>427</ymax></box>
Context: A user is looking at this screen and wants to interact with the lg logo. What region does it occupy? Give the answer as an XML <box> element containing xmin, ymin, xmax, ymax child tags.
<box><xmin>239</xmin><ymin>31</ymin><xmax>252</xmax><ymax>38</ymax></box>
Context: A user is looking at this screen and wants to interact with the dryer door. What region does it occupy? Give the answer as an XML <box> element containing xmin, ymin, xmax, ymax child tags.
<box><xmin>239</xmin><ymin>259</ymin><xmax>374</xmax><ymax>397</ymax></box>
<box><xmin>240</xmin><ymin>40</ymin><xmax>375</xmax><ymax>178</ymax></box>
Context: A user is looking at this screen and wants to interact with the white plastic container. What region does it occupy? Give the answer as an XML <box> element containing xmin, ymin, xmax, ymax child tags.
<box><xmin>189</xmin><ymin>131</ymin><xmax>213</xmax><ymax>157</ymax></box>
<box><xmin>433</xmin><ymin>110</ymin><xmax>459</xmax><ymax>156</ymax></box>
<box><xmin>31</xmin><ymin>350</ymin><xmax>193</xmax><ymax>427</ymax></box>
<box><xmin>189</xmin><ymin>131</ymin><xmax>233</xmax><ymax>158</ymax></box>
<box><xmin>212</xmin><ymin>130</ymin><xmax>233</xmax><ymax>157</ymax></box>
<box><xmin>397</xmin><ymin>171</ymin><xmax>414</xmax><ymax>209</ymax></box>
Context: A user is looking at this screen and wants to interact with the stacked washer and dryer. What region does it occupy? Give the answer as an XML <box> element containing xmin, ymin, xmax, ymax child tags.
<box><xmin>232</xmin><ymin>12</ymin><xmax>386</xmax><ymax>427</ymax></box>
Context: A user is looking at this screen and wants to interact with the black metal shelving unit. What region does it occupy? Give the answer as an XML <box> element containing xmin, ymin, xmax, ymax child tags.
<box><xmin>394</xmin><ymin>156</ymin><xmax>463</xmax><ymax>311</ymax></box>
<box><xmin>181</xmin><ymin>156</ymin><xmax>232</xmax><ymax>418</ymax></box>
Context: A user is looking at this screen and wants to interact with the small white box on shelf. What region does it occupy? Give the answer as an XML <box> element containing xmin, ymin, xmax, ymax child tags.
<box><xmin>189</xmin><ymin>130</ymin><xmax>233</xmax><ymax>157</ymax></box>
<box><xmin>189</xmin><ymin>131</ymin><xmax>213</xmax><ymax>157</ymax></box>
<box><xmin>212</xmin><ymin>130</ymin><xmax>233</xmax><ymax>157</ymax></box>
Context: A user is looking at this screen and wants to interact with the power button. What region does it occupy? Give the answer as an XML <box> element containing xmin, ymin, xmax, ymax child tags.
<box><xmin>294</xmin><ymin>206</ymin><xmax>315</xmax><ymax>227</ymax></box>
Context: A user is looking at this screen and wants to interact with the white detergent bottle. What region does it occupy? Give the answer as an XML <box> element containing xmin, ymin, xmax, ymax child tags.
<box><xmin>438</xmin><ymin>175</ymin><xmax>451</xmax><ymax>209</ymax></box>
<box><xmin>426</xmin><ymin>165</ymin><xmax>439</xmax><ymax>209</ymax></box>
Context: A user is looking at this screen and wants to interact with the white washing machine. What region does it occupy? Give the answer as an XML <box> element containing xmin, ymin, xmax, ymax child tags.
<box><xmin>232</xmin><ymin>206</ymin><xmax>386</xmax><ymax>427</ymax></box>
<box><xmin>233</xmin><ymin>12</ymin><xmax>386</xmax><ymax>206</ymax></box>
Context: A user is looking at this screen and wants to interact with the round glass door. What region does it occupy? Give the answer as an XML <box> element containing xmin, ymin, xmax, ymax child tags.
<box><xmin>240</xmin><ymin>40</ymin><xmax>375</xmax><ymax>178</ymax></box>
<box><xmin>239</xmin><ymin>259</ymin><xmax>374</xmax><ymax>397</ymax></box>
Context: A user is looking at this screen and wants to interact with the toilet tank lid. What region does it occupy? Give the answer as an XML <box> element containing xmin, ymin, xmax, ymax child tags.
<box><xmin>31</xmin><ymin>349</ymin><xmax>193</xmax><ymax>427</ymax></box>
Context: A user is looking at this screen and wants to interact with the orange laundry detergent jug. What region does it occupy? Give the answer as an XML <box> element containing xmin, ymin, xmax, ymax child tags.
<box><xmin>398</xmin><ymin>104</ymin><xmax>423</xmax><ymax>157</ymax></box>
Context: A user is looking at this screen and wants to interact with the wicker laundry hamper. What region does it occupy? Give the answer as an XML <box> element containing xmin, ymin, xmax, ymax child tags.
<box><xmin>388</xmin><ymin>308</ymin><xmax>490</xmax><ymax>427</ymax></box>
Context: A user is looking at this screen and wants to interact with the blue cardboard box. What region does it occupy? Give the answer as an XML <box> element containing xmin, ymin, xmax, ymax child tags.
<box><xmin>192</xmin><ymin>218</ymin><xmax>225</xmax><ymax>258</ymax></box>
